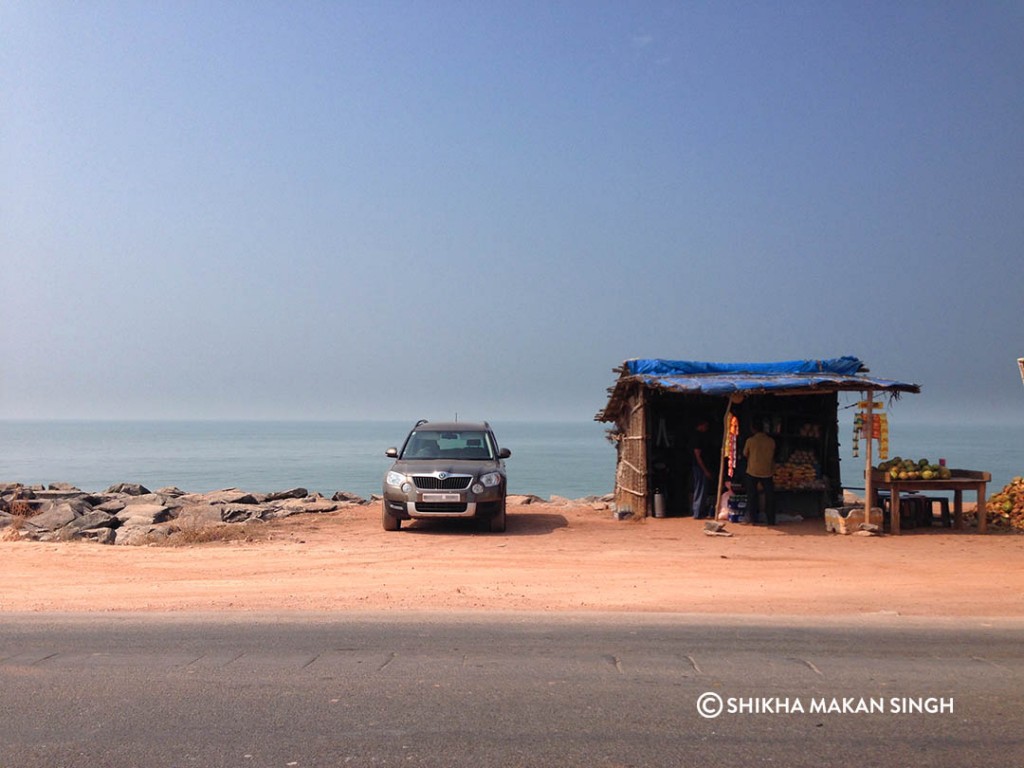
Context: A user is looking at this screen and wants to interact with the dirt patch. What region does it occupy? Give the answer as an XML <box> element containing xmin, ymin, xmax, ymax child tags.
<box><xmin>1</xmin><ymin>499</ymin><xmax>1022</xmax><ymax>617</ymax></box>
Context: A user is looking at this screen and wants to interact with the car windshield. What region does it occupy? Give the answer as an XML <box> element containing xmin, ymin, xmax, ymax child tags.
<box><xmin>401</xmin><ymin>430</ymin><xmax>496</xmax><ymax>460</ymax></box>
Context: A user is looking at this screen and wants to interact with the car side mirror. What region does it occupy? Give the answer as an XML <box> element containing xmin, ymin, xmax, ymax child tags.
<box><xmin>498</xmin><ymin>448</ymin><xmax>511</xmax><ymax>459</ymax></box>
<box><xmin>385</xmin><ymin>447</ymin><xmax>398</xmax><ymax>458</ymax></box>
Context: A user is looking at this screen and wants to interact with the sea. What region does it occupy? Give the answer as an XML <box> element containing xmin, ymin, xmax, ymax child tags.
<box><xmin>1</xmin><ymin>419</ymin><xmax>1021</xmax><ymax>501</ymax></box>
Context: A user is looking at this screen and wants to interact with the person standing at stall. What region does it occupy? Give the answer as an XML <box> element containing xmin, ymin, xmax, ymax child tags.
<box><xmin>690</xmin><ymin>419</ymin><xmax>718</xmax><ymax>519</ymax></box>
<box><xmin>743</xmin><ymin>421</ymin><xmax>777</xmax><ymax>525</ymax></box>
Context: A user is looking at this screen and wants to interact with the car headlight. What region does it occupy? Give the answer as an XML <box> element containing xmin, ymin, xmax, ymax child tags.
<box><xmin>479</xmin><ymin>472</ymin><xmax>502</xmax><ymax>488</ymax></box>
<box><xmin>386</xmin><ymin>471</ymin><xmax>407</xmax><ymax>488</ymax></box>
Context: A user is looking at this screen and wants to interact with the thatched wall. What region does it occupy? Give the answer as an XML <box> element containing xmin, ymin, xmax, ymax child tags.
<box><xmin>612</xmin><ymin>388</ymin><xmax>649</xmax><ymax>515</ymax></box>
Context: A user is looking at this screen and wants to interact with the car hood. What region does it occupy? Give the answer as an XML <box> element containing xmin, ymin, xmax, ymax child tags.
<box><xmin>391</xmin><ymin>459</ymin><xmax>504</xmax><ymax>476</ymax></box>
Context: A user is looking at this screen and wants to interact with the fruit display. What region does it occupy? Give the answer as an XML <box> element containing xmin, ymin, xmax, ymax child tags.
<box><xmin>775</xmin><ymin>450</ymin><xmax>825</xmax><ymax>490</ymax></box>
<box><xmin>876</xmin><ymin>457</ymin><xmax>952</xmax><ymax>481</ymax></box>
<box><xmin>981</xmin><ymin>476</ymin><xmax>1024</xmax><ymax>532</ymax></box>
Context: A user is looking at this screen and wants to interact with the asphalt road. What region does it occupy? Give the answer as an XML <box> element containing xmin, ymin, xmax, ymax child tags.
<box><xmin>1</xmin><ymin>613</ymin><xmax>1021</xmax><ymax>768</ymax></box>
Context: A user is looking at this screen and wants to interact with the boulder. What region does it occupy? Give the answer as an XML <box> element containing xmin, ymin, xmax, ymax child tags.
<box><xmin>174</xmin><ymin>504</ymin><xmax>225</xmax><ymax>526</ymax></box>
<box><xmin>31</xmin><ymin>489</ymin><xmax>90</xmax><ymax>502</ymax></box>
<box><xmin>117</xmin><ymin>524</ymin><xmax>165</xmax><ymax>546</ymax></box>
<box><xmin>94</xmin><ymin>498</ymin><xmax>127</xmax><ymax>514</ymax></box>
<box><xmin>268</xmin><ymin>498</ymin><xmax>339</xmax><ymax>518</ymax></box>
<box><xmin>80</xmin><ymin>527</ymin><xmax>117</xmax><ymax>545</ymax></box>
<box><xmin>156</xmin><ymin>486</ymin><xmax>186</xmax><ymax>497</ymax></box>
<box><xmin>265</xmin><ymin>487</ymin><xmax>308</xmax><ymax>501</ymax></box>
<box><xmin>47</xmin><ymin>482</ymin><xmax>82</xmax><ymax>492</ymax></box>
<box><xmin>508</xmin><ymin>494</ymin><xmax>544</xmax><ymax>506</ymax></box>
<box><xmin>331</xmin><ymin>491</ymin><xmax>366</xmax><ymax>504</ymax></box>
<box><xmin>62</xmin><ymin>510</ymin><xmax>117</xmax><ymax>534</ymax></box>
<box><xmin>123</xmin><ymin>493</ymin><xmax>170</xmax><ymax>506</ymax></box>
<box><xmin>219</xmin><ymin>504</ymin><xmax>268</xmax><ymax>523</ymax></box>
<box><xmin>24</xmin><ymin>499</ymin><xmax>92</xmax><ymax>531</ymax></box>
<box><xmin>115</xmin><ymin>504</ymin><xmax>171</xmax><ymax>526</ymax></box>
<box><xmin>105</xmin><ymin>483</ymin><xmax>151</xmax><ymax>496</ymax></box>
<box><xmin>193</xmin><ymin>489</ymin><xmax>260</xmax><ymax>506</ymax></box>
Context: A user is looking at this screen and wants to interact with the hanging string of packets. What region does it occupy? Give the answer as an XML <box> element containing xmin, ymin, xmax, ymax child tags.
<box><xmin>852</xmin><ymin>405</ymin><xmax>889</xmax><ymax>459</ymax></box>
<box><xmin>726</xmin><ymin>414</ymin><xmax>740</xmax><ymax>477</ymax></box>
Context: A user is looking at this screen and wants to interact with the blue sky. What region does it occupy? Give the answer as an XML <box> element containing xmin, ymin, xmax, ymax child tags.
<box><xmin>2</xmin><ymin>1</ymin><xmax>1022</xmax><ymax>424</ymax></box>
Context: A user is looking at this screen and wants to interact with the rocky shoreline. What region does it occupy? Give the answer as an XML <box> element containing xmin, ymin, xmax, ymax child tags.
<box><xmin>0</xmin><ymin>482</ymin><xmax>375</xmax><ymax>546</ymax></box>
<box><xmin>0</xmin><ymin>482</ymin><xmax>612</xmax><ymax>545</ymax></box>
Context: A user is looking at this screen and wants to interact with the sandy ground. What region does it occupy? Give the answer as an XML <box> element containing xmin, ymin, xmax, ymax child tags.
<box><xmin>2</xmin><ymin>498</ymin><xmax>1023</xmax><ymax>618</ymax></box>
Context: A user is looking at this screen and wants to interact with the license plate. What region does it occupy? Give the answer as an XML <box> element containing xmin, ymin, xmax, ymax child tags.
<box><xmin>422</xmin><ymin>493</ymin><xmax>461</xmax><ymax>502</ymax></box>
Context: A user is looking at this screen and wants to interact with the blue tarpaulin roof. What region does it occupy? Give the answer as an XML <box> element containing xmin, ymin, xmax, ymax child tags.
<box><xmin>597</xmin><ymin>356</ymin><xmax>920</xmax><ymax>421</ymax></box>
<box><xmin>626</xmin><ymin>356</ymin><xmax>866</xmax><ymax>378</ymax></box>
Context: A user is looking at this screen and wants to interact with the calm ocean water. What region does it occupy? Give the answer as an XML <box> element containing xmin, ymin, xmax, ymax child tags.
<box><xmin>1</xmin><ymin>419</ymin><xmax>1020</xmax><ymax>500</ymax></box>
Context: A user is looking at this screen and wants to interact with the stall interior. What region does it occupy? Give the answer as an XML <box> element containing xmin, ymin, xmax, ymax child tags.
<box><xmin>644</xmin><ymin>390</ymin><xmax>842</xmax><ymax>518</ymax></box>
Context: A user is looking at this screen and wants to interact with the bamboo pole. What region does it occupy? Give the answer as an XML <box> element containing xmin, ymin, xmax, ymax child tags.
<box><xmin>863</xmin><ymin>390</ymin><xmax>881</xmax><ymax>532</ymax></box>
<box><xmin>714</xmin><ymin>398</ymin><xmax>733</xmax><ymax>521</ymax></box>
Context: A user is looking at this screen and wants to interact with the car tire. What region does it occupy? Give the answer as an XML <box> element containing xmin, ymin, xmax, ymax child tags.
<box><xmin>488</xmin><ymin>505</ymin><xmax>506</xmax><ymax>533</ymax></box>
<box><xmin>382</xmin><ymin>504</ymin><xmax>401</xmax><ymax>531</ymax></box>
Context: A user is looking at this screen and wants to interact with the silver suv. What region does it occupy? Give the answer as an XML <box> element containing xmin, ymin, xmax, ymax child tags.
<box><xmin>382</xmin><ymin>420</ymin><xmax>511</xmax><ymax>532</ymax></box>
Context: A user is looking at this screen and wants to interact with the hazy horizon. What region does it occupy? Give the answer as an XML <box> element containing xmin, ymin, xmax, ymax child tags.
<box><xmin>3</xmin><ymin>3</ymin><xmax>1022</xmax><ymax>425</ymax></box>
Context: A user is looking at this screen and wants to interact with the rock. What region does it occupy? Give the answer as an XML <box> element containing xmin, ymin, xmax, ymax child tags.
<box><xmin>81</xmin><ymin>527</ymin><xmax>117</xmax><ymax>545</ymax></box>
<box><xmin>63</xmin><ymin>510</ymin><xmax>117</xmax><ymax>534</ymax></box>
<box><xmin>94</xmin><ymin>498</ymin><xmax>127</xmax><ymax>514</ymax></box>
<box><xmin>31</xmin><ymin>489</ymin><xmax>90</xmax><ymax>502</ymax></box>
<box><xmin>48</xmin><ymin>482</ymin><xmax>83</xmax><ymax>492</ymax></box>
<box><xmin>105</xmin><ymin>483</ymin><xmax>151</xmax><ymax>496</ymax></box>
<box><xmin>508</xmin><ymin>494</ymin><xmax>544</xmax><ymax>505</ymax></box>
<box><xmin>220</xmin><ymin>504</ymin><xmax>267</xmax><ymax>523</ymax></box>
<box><xmin>194</xmin><ymin>489</ymin><xmax>260</xmax><ymax>506</ymax></box>
<box><xmin>117</xmin><ymin>524</ymin><xmax>164</xmax><ymax>546</ymax></box>
<box><xmin>267</xmin><ymin>498</ymin><xmax>339</xmax><ymax>518</ymax></box>
<box><xmin>265</xmin><ymin>487</ymin><xmax>308</xmax><ymax>501</ymax></box>
<box><xmin>24</xmin><ymin>499</ymin><xmax>92</xmax><ymax>531</ymax></box>
<box><xmin>156</xmin><ymin>486</ymin><xmax>186</xmax><ymax>497</ymax></box>
<box><xmin>123</xmin><ymin>493</ymin><xmax>169</xmax><ymax>506</ymax></box>
<box><xmin>548</xmin><ymin>495</ymin><xmax>571</xmax><ymax>506</ymax></box>
<box><xmin>115</xmin><ymin>504</ymin><xmax>171</xmax><ymax>526</ymax></box>
<box><xmin>331</xmin><ymin>491</ymin><xmax>366</xmax><ymax>504</ymax></box>
<box><xmin>174</xmin><ymin>504</ymin><xmax>225</xmax><ymax>526</ymax></box>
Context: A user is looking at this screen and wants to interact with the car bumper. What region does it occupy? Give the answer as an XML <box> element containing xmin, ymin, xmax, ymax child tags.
<box><xmin>383</xmin><ymin>493</ymin><xmax>504</xmax><ymax>519</ymax></box>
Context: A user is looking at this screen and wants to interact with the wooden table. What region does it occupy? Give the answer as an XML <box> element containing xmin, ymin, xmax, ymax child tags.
<box><xmin>871</xmin><ymin>469</ymin><xmax>992</xmax><ymax>534</ymax></box>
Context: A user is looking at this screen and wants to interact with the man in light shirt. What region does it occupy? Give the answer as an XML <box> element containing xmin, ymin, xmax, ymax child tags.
<box><xmin>743</xmin><ymin>422</ymin><xmax>776</xmax><ymax>525</ymax></box>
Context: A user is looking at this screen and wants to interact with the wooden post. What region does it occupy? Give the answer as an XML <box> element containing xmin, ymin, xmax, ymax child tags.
<box><xmin>863</xmin><ymin>391</ymin><xmax>883</xmax><ymax>532</ymax></box>
<box><xmin>714</xmin><ymin>399</ymin><xmax>734</xmax><ymax>521</ymax></box>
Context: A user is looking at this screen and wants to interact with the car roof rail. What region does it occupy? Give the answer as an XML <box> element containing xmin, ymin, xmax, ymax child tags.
<box><xmin>414</xmin><ymin>418</ymin><xmax>429</xmax><ymax>427</ymax></box>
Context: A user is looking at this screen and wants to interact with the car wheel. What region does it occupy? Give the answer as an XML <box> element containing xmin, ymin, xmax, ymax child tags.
<box><xmin>382</xmin><ymin>504</ymin><xmax>401</xmax><ymax>531</ymax></box>
<box><xmin>488</xmin><ymin>505</ymin><xmax>506</xmax><ymax>533</ymax></box>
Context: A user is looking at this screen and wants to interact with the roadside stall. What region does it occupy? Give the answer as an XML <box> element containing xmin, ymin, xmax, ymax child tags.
<box><xmin>595</xmin><ymin>356</ymin><xmax>920</xmax><ymax>525</ymax></box>
<box><xmin>851</xmin><ymin>399</ymin><xmax>993</xmax><ymax>534</ymax></box>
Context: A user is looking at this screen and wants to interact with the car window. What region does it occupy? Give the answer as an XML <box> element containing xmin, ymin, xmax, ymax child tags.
<box><xmin>402</xmin><ymin>430</ymin><xmax>495</xmax><ymax>460</ymax></box>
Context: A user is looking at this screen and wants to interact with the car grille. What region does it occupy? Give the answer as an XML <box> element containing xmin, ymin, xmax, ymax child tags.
<box><xmin>415</xmin><ymin>502</ymin><xmax>469</xmax><ymax>514</ymax></box>
<box><xmin>412</xmin><ymin>475</ymin><xmax>472</xmax><ymax>490</ymax></box>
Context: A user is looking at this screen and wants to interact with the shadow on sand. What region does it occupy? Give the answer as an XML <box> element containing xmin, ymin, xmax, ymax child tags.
<box><xmin>398</xmin><ymin>512</ymin><xmax>568</xmax><ymax>537</ymax></box>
